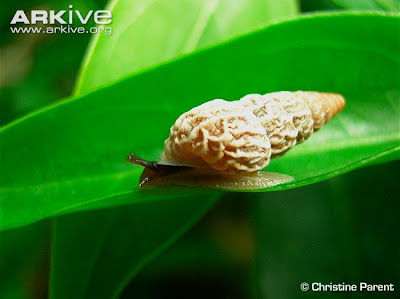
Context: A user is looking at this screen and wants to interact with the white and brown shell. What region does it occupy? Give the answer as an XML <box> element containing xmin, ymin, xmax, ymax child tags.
<box><xmin>127</xmin><ymin>91</ymin><xmax>345</xmax><ymax>190</ymax></box>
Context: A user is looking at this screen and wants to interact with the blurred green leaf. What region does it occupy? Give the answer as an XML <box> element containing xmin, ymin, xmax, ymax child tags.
<box><xmin>49</xmin><ymin>196</ymin><xmax>216</xmax><ymax>299</ymax></box>
<box><xmin>331</xmin><ymin>0</ymin><xmax>400</xmax><ymax>11</ymax></box>
<box><xmin>253</xmin><ymin>161</ymin><xmax>400</xmax><ymax>298</ymax></box>
<box><xmin>0</xmin><ymin>0</ymin><xmax>109</xmax><ymax>126</ymax></box>
<box><xmin>0</xmin><ymin>12</ymin><xmax>398</xmax><ymax>228</ymax></box>
<box><xmin>0</xmin><ymin>221</ymin><xmax>50</xmax><ymax>299</ymax></box>
<box><xmin>0</xmin><ymin>34</ymin><xmax>91</xmax><ymax>126</ymax></box>
<box><xmin>299</xmin><ymin>0</ymin><xmax>339</xmax><ymax>11</ymax></box>
<box><xmin>75</xmin><ymin>0</ymin><xmax>299</xmax><ymax>94</ymax></box>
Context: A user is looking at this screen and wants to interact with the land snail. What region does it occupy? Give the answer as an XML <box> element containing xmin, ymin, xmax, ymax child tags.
<box><xmin>127</xmin><ymin>91</ymin><xmax>345</xmax><ymax>190</ymax></box>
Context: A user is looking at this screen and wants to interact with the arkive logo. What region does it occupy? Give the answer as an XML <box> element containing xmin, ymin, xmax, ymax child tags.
<box><xmin>11</xmin><ymin>5</ymin><xmax>112</xmax><ymax>25</ymax></box>
<box><xmin>10</xmin><ymin>5</ymin><xmax>112</xmax><ymax>35</ymax></box>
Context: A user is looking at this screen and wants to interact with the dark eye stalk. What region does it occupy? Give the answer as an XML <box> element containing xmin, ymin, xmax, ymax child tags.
<box><xmin>126</xmin><ymin>153</ymin><xmax>189</xmax><ymax>187</ymax></box>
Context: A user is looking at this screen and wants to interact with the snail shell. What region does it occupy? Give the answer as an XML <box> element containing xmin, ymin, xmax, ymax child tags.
<box><xmin>128</xmin><ymin>91</ymin><xmax>345</xmax><ymax>190</ymax></box>
<box><xmin>159</xmin><ymin>91</ymin><xmax>345</xmax><ymax>173</ymax></box>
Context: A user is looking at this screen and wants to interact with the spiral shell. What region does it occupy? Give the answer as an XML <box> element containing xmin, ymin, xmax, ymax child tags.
<box><xmin>159</xmin><ymin>91</ymin><xmax>345</xmax><ymax>174</ymax></box>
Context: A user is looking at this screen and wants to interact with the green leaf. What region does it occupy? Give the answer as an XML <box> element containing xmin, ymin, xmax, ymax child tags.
<box><xmin>331</xmin><ymin>0</ymin><xmax>400</xmax><ymax>12</ymax></box>
<box><xmin>51</xmin><ymin>1</ymin><xmax>298</xmax><ymax>298</ymax></box>
<box><xmin>75</xmin><ymin>0</ymin><xmax>298</xmax><ymax>94</ymax></box>
<box><xmin>0</xmin><ymin>12</ymin><xmax>399</xmax><ymax>229</ymax></box>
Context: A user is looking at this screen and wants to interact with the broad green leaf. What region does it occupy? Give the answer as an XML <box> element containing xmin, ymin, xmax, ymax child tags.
<box><xmin>331</xmin><ymin>0</ymin><xmax>400</xmax><ymax>12</ymax></box>
<box><xmin>0</xmin><ymin>13</ymin><xmax>399</xmax><ymax>231</ymax></box>
<box><xmin>75</xmin><ymin>0</ymin><xmax>298</xmax><ymax>94</ymax></box>
<box><xmin>52</xmin><ymin>1</ymin><xmax>299</xmax><ymax>298</ymax></box>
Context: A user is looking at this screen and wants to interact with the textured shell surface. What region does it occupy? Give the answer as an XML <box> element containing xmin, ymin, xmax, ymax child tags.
<box><xmin>159</xmin><ymin>91</ymin><xmax>345</xmax><ymax>174</ymax></box>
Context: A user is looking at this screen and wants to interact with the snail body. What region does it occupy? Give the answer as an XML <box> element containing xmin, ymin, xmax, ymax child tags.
<box><xmin>128</xmin><ymin>91</ymin><xmax>345</xmax><ymax>190</ymax></box>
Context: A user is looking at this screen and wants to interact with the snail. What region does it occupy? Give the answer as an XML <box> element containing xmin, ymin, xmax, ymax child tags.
<box><xmin>127</xmin><ymin>91</ymin><xmax>345</xmax><ymax>190</ymax></box>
